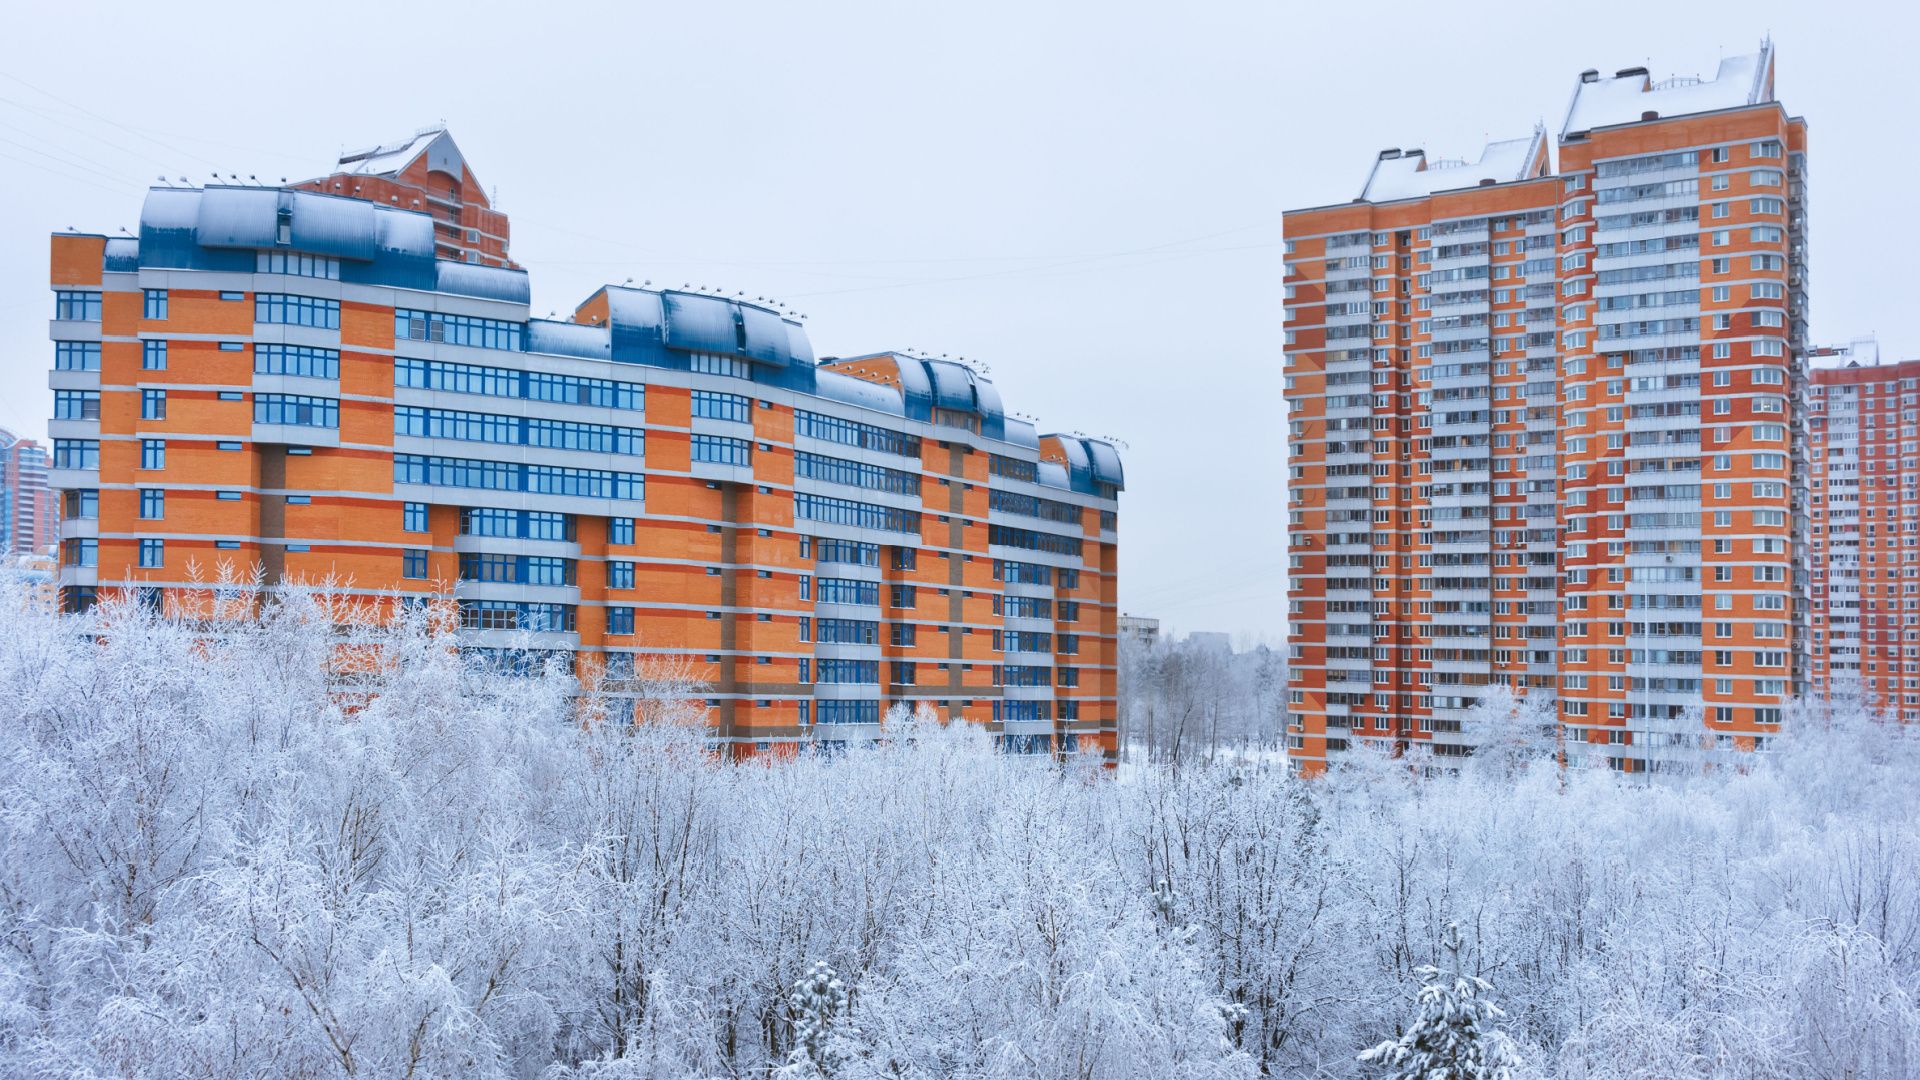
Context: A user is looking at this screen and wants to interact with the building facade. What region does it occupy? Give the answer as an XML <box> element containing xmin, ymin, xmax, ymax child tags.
<box><xmin>1805</xmin><ymin>340</ymin><xmax>1920</xmax><ymax>720</ymax></box>
<box><xmin>1</xmin><ymin>429</ymin><xmax>57</xmax><ymax>557</ymax></box>
<box><xmin>46</xmin><ymin>132</ymin><xmax>1121</xmax><ymax>761</ymax></box>
<box><xmin>1284</xmin><ymin>43</ymin><xmax>1808</xmax><ymax>773</ymax></box>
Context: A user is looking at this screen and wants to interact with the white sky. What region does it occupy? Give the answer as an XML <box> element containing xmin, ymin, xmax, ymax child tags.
<box><xmin>1</xmin><ymin>0</ymin><xmax>1911</xmax><ymax>639</ymax></box>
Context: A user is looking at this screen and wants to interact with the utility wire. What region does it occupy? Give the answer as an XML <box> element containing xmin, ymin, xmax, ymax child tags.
<box><xmin>0</xmin><ymin>71</ymin><xmax>222</xmax><ymax>168</ymax></box>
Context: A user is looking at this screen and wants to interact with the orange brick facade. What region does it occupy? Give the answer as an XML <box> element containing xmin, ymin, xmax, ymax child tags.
<box><xmin>1284</xmin><ymin>45</ymin><xmax>1809</xmax><ymax>773</ymax></box>
<box><xmin>47</xmin><ymin>132</ymin><xmax>1121</xmax><ymax>762</ymax></box>
<box><xmin>1805</xmin><ymin>343</ymin><xmax>1920</xmax><ymax>720</ymax></box>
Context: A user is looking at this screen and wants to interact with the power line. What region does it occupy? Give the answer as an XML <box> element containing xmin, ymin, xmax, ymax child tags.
<box><xmin>0</xmin><ymin>71</ymin><xmax>221</xmax><ymax>168</ymax></box>
<box><xmin>0</xmin><ymin>149</ymin><xmax>136</xmax><ymax>197</ymax></box>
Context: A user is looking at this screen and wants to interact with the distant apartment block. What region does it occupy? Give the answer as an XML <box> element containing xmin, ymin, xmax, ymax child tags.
<box><xmin>1805</xmin><ymin>339</ymin><xmax>1920</xmax><ymax>720</ymax></box>
<box><xmin>1</xmin><ymin>429</ymin><xmax>57</xmax><ymax>558</ymax></box>
<box><xmin>1283</xmin><ymin>42</ymin><xmax>1808</xmax><ymax>773</ymax></box>
<box><xmin>46</xmin><ymin>128</ymin><xmax>1122</xmax><ymax>761</ymax></box>
<box><xmin>1118</xmin><ymin>613</ymin><xmax>1160</xmax><ymax>645</ymax></box>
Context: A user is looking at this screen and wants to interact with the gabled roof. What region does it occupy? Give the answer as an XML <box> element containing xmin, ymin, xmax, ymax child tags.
<box><xmin>1359</xmin><ymin>129</ymin><xmax>1548</xmax><ymax>202</ymax></box>
<box><xmin>1561</xmin><ymin>41</ymin><xmax>1776</xmax><ymax>138</ymax></box>
<box><xmin>334</xmin><ymin>126</ymin><xmax>468</xmax><ymax>181</ymax></box>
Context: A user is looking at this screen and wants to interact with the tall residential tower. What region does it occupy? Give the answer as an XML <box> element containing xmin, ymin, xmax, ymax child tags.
<box><xmin>1284</xmin><ymin>43</ymin><xmax>1808</xmax><ymax>773</ymax></box>
<box><xmin>1805</xmin><ymin>339</ymin><xmax>1920</xmax><ymax>721</ymax></box>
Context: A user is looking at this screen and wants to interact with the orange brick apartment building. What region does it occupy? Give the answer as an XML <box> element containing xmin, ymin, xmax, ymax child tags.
<box><xmin>1805</xmin><ymin>340</ymin><xmax>1920</xmax><ymax>721</ymax></box>
<box><xmin>47</xmin><ymin>128</ymin><xmax>1122</xmax><ymax>760</ymax></box>
<box><xmin>1283</xmin><ymin>43</ymin><xmax>1809</xmax><ymax>772</ymax></box>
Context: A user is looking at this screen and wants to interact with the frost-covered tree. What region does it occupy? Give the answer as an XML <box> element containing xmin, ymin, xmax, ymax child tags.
<box><xmin>1360</xmin><ymin>923</ymin><xmax>1523</xmax><ymax>1080</ymax></box>
<box><xmin>778</xmin><ymin>961</ymin><xmax>852</xmax><ymax>1078</ymax></box>
<box><xmin>0</xmin><ymin>574</ymin><xmax>1917</xmax><ymax>1078</ymax></box>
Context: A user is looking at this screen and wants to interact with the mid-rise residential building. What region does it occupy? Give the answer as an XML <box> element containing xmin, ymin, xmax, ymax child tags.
<box><xmin>1283</xmin><ymin>42</ymin><xmax>1808</xmax><ymax>773</ymax></box>
<box><xmin>1805</xmin><ymin>339</ymin><xmax>1920</xmax><ymax>720</ymax></box>
<box><xmin>1</xmin><ymin>429</ymin><xmax>57</xmax><ymax>557</ymax></box>
<box><xmin>46</xmin><ymin>130</ymin><xmax>1121</xmax><ymax>761</ymax></box>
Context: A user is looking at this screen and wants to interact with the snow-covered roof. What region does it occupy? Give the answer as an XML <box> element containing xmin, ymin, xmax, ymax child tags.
<box><xmin>334</xmin><ymin>127</ymin><xmax>464</xmax><ymax>179</ymax></box>
<box><xmin>1561</xmin><ymin>43</ymin><xmax>1775</xmax><ymax>137</ymax></box>
<box><xmin>1809</xmin><ymin>338</ymin><xmax>1884</xmax><ymax>371</ymax></box>
<box><xmin>1359</xmin><ymin>131</ymin><xmax>1546</xmax><ymax>202</ymax></box>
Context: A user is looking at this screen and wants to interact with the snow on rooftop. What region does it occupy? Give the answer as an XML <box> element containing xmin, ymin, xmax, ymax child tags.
<box><xmin>1359</xmin><ymin>131</ymin><xmax>1545</xmax><ymax>202</ymax></box>
<box><xmin>1561</xmin><ymin>43</ymin><xmax>1774</xmax><ymax>137</ymax></box>
<box><xmin>1810</xmin><ymin>338</ymin><xmax>1885</xmax><ymax>371</ymax></box>
<box><xmin>335</xmin><ymin>127</ymin><xmax>450</xmax><ymax>177</ymax></box>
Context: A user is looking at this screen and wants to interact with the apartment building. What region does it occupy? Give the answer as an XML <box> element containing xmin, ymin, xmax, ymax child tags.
<box><xmin>46</xmin><ymin>130</ymin><xmax>1121</xmax><ymax>761</ymax></box>
<box><xmin>1</xmin><ymin>429</ymin><xmax>57</xmax><ymax>557</ymax></box>
<box><xmin>1283</xmin><ymin>42</ymin><xmax>1808</xmax><ymax>773</ymax></box>
<box><xmin>1805</xmin><ymin>339</ymin><xmax>1920</xmax><ymax>720</ymax></box>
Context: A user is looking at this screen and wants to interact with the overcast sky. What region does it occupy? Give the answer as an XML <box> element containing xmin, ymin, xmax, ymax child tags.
<box><xmin>1</xmin><ymin>0</ymin><xmax>1910</xmax><ymax>640</ymax></box>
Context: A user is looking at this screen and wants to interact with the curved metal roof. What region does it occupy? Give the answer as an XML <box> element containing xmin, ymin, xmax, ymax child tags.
<box><xmin>815</xmin><ymin>370</ymin><xmax>906</xmax><ymax>416</ymax></box>
<box><xmin>436</xmin><ymin>261</ymin><xmax>530</xmax><ymax>304</ymax></box>
<box><xmin>1003</xmin><ymin>417</ymin><xmax>1041</xmax><ymax>451</ymax></box>
<box><xmin>527</xmin><ymin>319</ymin><xmax>612</xmax><ymax>360</ymax></box>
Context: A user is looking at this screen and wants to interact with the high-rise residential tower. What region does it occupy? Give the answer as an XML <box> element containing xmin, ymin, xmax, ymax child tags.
<box><xmin>1805</xmin><ymin>339</ymin><xmax>1920</xmax><ymax>721</ymax></box>
<box><xmin>1284</xmin><ymin>42</ymin><xmax>1808</xmax><ymax>773</ymax></box>
<box><xmin>1</xmin><ymin>429</ymin><xmax>57</xmax><ymax>557</ymax></box>
<box><xmin>46</xmin><ymin>130</ymin><xmax>1122</xmax><ymax>761</ymax></box>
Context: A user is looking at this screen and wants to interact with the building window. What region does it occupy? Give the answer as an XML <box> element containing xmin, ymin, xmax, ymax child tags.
<box><xmin>144</xmin><ymin>289</ymin><xmax>168</xmax><ymax>319</ymax></box>
<box><xmin>402</xmin><ymin>549</ymin><xmax>428</xmax><ymax>579</ymax></box>
<box><xmin>254</xmin><ymin>394</ymin><xmax>338</xmax><ymax>428</ymax></box>
<box><xmin>55</xmin><ymin>291</ymin><xmax>101</xmax><ymax>321</ymax></box>
<box><xmin>54</xmin><ymin>390</ymin><xmax>100</xmax><ymax>420</ymax></box>
<box><xmin>607</xmin><ymin>560</ymin><xmax>635</xmax><ymax>589</ymax></box>
<box><xmin>690</xmin><ymin>390</ymin><xmax>751</xmax><ymax>423</ymax></box>
<box><xmin>255</xmin><ymin>344</ymin><xmax>340</xmax><ymax>379</ymax></box>
<box><xmin>141</xmin><ymin>389</ymin><xmax>167</xmax><ymax>420</ymax></box>
<box><xmin>403</xmin><ymin>502</ymin><xmax>428</xmax><ymax>532</ymax></box>
<box><xmin>141</xmin><ymin>439</ymin><xmax>165</xmax><ymax>470</ymax></box>
<box><xmin>138</xmin><ymin>538</ymin><xmax>164</xmax><ymax>568</ymax></box>
<box><xmin>63</xmin><ymin>538</ymin><xmax>98</xmax><ymax>568</ymax></box>
<box><xmin>53</xmin><ymin>439</ymin><xmax>99</xmax><ymax>470</ymax></box>
<box><xmin>139</xmin><ymin>488</ymin><xmax>165</xmax><ymax>519</ymax></box>
<box><xmin>54</xmin><ymin>342</ymin><xmax>101</xmax><ymax>371</ymax></box>
<box><xmin>142</xmin><ymin>340</ymin><xmax>168</xmax><ymax>370</ymax></box>
<box><xmin>63</xmin><ymin>489</ymin><xmax>99</xmax><ymax>519</ymax></box>
<box><xmin>610</xmin><ymin>517</ymin><xmax>635</xmax><ymax>545</ymax></box>
<box><xmin>394</xmin><ymin>309</ymin><xmax>525</xmax><ymax>351</ymax></box>
<box><xmin>256</xmin><ymin>250</ymin><xmax>341</xmax><ymax>279</ymax></box>
<box><xmin>689</xmin><ymin>352</ymin><xmax>751</xmax><ymax>379</ymax></box>
<box><xmin>691</xmin><ymin>434</ymin><xmax>752</xmax><ymax>466</ymax></box>
<box><xmin>255</xmin><ymin>293</ymin><xmax>340</xmax><ymax>329</ymax></box>
<box><xmin>606</xmin><ymin>606</ymin><xmax>635</xmax><ymax>635</ymax></box>
<box><xmin>890</xmin><ymin>584</ymin><xmax>917</xmax><ymax>609</ymax></box>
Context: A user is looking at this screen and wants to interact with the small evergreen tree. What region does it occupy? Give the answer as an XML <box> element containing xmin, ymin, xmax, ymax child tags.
<box><xmin>1360</xmin><ymin>923</ymin><xmax>1522</xmax><ymax>1080</ymax></box>
<box><xmin>780</xmin><ymin>961</ymin><xmax>852</xmax><ymax>1078</ymax></box>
